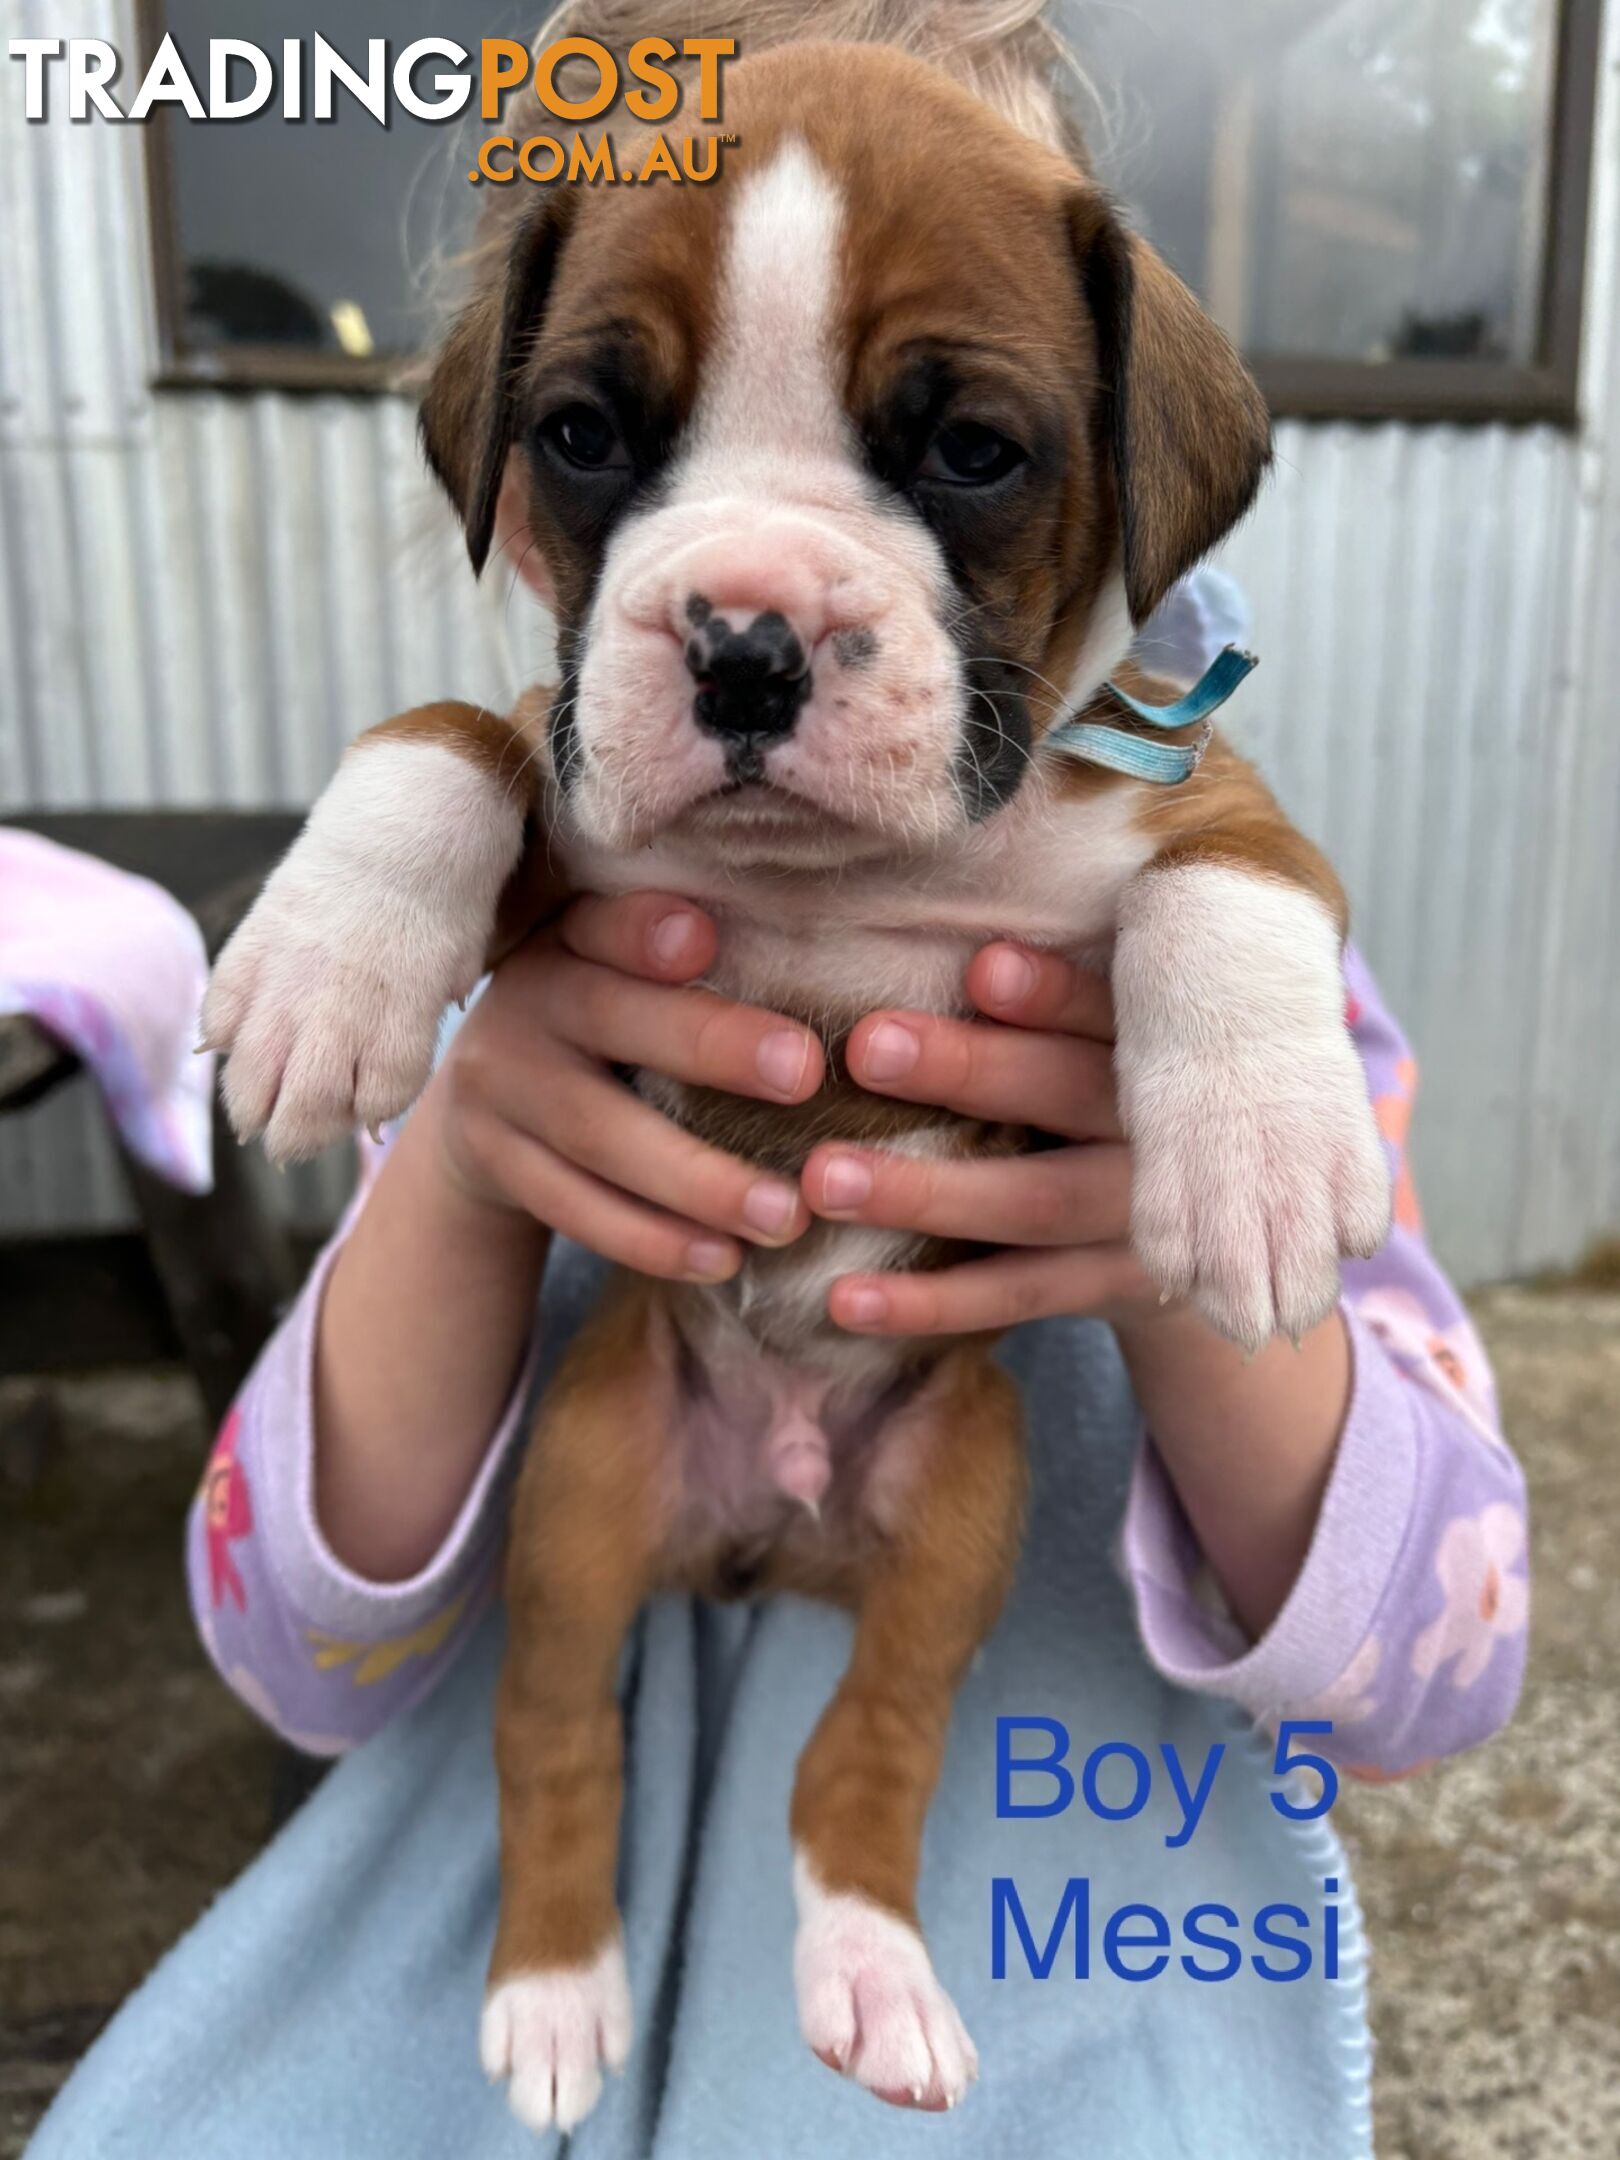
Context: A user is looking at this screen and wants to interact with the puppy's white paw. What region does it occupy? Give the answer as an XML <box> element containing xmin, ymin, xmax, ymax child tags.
<box><xmin>481</xmin><ymin>1941</ymin><xmax>633</xmax><ymax>2136</ymax></box>
<box><xmin>202</xmin><ymin>739</ymin><xmax>523</xmax><ymax>1162</ymax></box>
<box><xmin>793</xmin><ymin>1857</ymin><xmax>978</xmax><ymax>2112</ymax></box>
<box><xmin>1115</xmin><ymin>863</ymin><xmax>1391</xmax><ymax>1353</ymax></box>
<box><xmin>203</xmin><ymin>905</ymin><xmax>470</xmax><ymax>1162</ymax></box>
<box><xmin>1128</xmin><ymin>1038</ymin><xmax>1390</xmax><ymax>1351</ymax></box>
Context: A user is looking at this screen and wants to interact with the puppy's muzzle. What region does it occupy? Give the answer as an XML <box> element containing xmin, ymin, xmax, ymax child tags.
<box><xmin>685</xmin><ymin>601</ymin><xmax>811</xmax><ymax>777</ymax></box>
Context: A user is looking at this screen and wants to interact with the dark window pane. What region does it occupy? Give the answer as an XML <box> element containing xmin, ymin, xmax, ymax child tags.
<box><xmin>160</xmin><ymin>2</ymin><xmax>527</xmax><ymax>362</ymax></box>
<box><xmin>1069</xmin><ymin>0</ymin><xmax>1560</xmax><ymax>367</ymax></box>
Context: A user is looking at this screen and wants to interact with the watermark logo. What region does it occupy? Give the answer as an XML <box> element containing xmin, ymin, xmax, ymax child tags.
<box><xmin>6</xmin><ymin>34</ymin><xmax>737</xmax><ymax>186</ymax></box>
<box><xmin>469</xmin><ymin>35</ymin><xmax>735</xmax><ymax>188</ymax></box>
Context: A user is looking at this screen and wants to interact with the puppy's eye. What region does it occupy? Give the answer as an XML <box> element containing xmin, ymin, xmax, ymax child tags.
<box><xmin>920</xmin><ymin>422</ymin><xmax>1026</xmax><ymax>486</ymax></box>
<box><xmin>541</xmin><ymin>403</ymin><xmax>625</xmax><ymax>473</ymax></box>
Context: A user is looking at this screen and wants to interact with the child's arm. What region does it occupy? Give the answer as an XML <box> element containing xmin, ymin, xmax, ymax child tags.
<box><xmin>185</xmin><ymin>1128</ymin><xmax>539</xmax><ymax>1755</ymax></box>
<box><xmin>797</xmin><ymin>945</ymin><xmax>1526</xmax><ymax>1778</ymax></box>
<box><xmin>1119</xmin><ymin>950</ymin><xmax>1527</xmax><ymax>1777</ymax></box>
<box><xmin>189</xmin><ymin>896</ymin><xmax>824</xmax><ymax>1752</ymax></box>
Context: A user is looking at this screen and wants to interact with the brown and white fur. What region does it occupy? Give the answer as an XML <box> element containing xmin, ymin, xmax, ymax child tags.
<box><xmin>204</xmin><ymin>6</ymin><xmax>1390</xmax><ymax>2133</ymax></box>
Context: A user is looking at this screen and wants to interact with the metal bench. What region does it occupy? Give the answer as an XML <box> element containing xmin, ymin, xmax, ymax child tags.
<box><xmin>1</xmin><ymin>812</ymin><xmax>304</xmax><ymax>1424</ymax></box>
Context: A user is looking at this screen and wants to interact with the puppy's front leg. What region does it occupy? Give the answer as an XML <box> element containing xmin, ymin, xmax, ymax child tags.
<box><xmin>483</xmin><ymin>1278</ymin><xmax>677</xmax><ymax>2137</ymax></box>
<box><xmin>203</xmin><ymin>701</ymin><xmax>550</xmax><ymax>1161</ymax></box>
<box><xmin>1114</xmin><ymin>814</ymin><xmax>1391</xmax><ymax>1351</ymax></box>
<box><xmin>791</xmin><ymin>1346</ymin><xmax>1026</xmax><ymax>2112</ymax></box>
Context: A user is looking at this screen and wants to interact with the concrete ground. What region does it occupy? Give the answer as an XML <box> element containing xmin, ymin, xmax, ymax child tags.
<box><xmin>1</xmin><ymin>1287</ymin><xmax>1616</xmax><ymax>2158</ymax></box>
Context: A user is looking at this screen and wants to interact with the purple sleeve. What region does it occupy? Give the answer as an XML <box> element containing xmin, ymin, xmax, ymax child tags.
<box><xmin>185</xmin><ymin>1134</ymin><xmax>537</xmax><ymax>1754</ymax></box>
<box><xmin>1121</xmin><ymin>946</ymin><xmax>1529</xmax><ymax>1778</ymax></box>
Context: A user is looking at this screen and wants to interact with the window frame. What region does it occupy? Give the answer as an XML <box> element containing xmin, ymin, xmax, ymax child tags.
<box><xmin>137</xmin><ymin>0</ymin><xmax>1604</xmax><ymax>422</ymax></box>
<box><xmin>1251</xmin><ymin>0</ymin><xmax>1603</xmax><ymax>426</ymax></box>
<box><xmin>137</xmin><ymin>0</ymin><xmax>408</xmax><ymax>394</ymax></box>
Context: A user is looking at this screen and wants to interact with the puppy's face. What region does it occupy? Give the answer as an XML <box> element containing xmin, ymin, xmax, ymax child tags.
<box><xmin>424</xmin><ymin>45</ymin><xmax>1270</xmax><ymax>867</ymax></box>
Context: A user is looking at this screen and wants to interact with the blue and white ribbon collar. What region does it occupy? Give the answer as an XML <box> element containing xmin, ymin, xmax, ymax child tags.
<box><xmin>1045</xmin><ymin>645</ymin><xmax>1258</xmax><ymax>785</ymax></box>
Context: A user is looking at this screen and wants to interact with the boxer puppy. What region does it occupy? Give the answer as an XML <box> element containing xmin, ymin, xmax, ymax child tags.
<box><xmin>204</xmin><ymin>21</ymin><xmax>1389</xmax><ymax>2132</ymax></box>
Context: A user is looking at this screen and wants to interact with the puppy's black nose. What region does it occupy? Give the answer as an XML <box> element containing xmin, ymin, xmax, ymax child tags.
<box><xmin>685</xmin><ymin>606</ymin><xmax>810</xmax><ymax>748</ymax></box>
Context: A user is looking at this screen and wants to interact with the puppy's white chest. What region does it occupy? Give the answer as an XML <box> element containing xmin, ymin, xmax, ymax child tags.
<box><xmin>567</xmin><ymin>778</ymin><xmax>1150</xmax><ymax>1020</ymax></box>
<box><xmin>707</xmin><ymin>914</ymin><xmax>977</xmax><ymax>1021</ymax></box>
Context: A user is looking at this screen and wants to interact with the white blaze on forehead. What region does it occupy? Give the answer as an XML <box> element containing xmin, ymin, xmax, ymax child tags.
<box><xmin>688</xmin><ymin>138</ymin><xmax>849</xmax><ymax>469</ymax></box>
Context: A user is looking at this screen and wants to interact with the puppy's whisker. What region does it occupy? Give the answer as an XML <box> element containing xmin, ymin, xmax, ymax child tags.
<box><xmin>504</xmin><ymin>541</ymin><xmax>543</xmax><ymax>626</ymax></box>
<box><xmin>961</xmin><ymin>653</ymin><xmax>1073</xmax><ymax>712</ymax></box>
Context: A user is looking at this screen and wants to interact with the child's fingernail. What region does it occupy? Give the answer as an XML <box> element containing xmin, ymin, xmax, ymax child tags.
<box><xmin>861</xmin><ymin>1021</ymin><xmax>919</xmax><ymax>1082</ymax></box>
<box><xmin>757</xmin><ymin>1029</ymin><xmax>810</xmax><ymax>1096</ymax></box>
<box><xmin>840</xmin><ymin>1284</ymin><xmax>889</xmax><ymax>1327</ymax></box>
<box><xmin>686</xmin><ymin>1237</ymin><xmax>736</xmax><ymax>1280</ymax></box>
<box><xmin>651</xmin><ymin>909</ymin><xmax>700</xmax><ymax>966</ymax></box>
<box><xmin>986</xmin><ymin>948</ymin><xmax>1037</xmax><ymax>1009</ymax></box>
<box><xmin>742</xmin><ymin>1179</ymin><xmax>797</xmax><ymax>1236</ymax></box>
<box><xmin>819</xmin><ymin>1155</ymin><xmax>873</xmax><ymax>1211</ymax></box>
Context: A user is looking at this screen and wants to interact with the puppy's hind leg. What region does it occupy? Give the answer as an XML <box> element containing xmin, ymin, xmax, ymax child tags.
<box><xmin>791</xmin><ymin>1346</ymin><xmax>1026</xmax><ymax>2112</ymax></box>
<box><xmin>483</xmin><ymin>1278</ymin><xmax>678</xmax><ymax>2137</ymax></box>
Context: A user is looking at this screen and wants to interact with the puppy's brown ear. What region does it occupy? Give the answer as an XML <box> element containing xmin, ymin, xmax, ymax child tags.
<box><xmin>419</xmin><ymin>198</ymin><xmax>572</xmax><ymax>576</ymax></box>
<box><xmin>1071</xmin><ymin>195</ymin><xmax>1271</xmax><ymax>624</ymax></box>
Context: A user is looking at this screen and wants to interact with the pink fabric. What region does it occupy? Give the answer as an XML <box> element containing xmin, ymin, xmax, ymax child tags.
<box><xmin>0</xmin><ymin>828</ymin><xmax>214</xmax><ymax>1191</ymax></box>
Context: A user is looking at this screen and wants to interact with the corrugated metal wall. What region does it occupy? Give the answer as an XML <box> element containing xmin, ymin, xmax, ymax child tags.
<box><xmin>3</xmin><ymin>0</ymin><xmax>1618</xmax><ymax>1286</ymax></box>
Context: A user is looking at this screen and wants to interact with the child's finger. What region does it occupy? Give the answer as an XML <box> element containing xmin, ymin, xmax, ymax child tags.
<box><xmin>465</xmin><ymin>1116</ymin><xmax>744</xmax><ymax>1285</ymax></box>
<box><xmin>462</xmin><ymin>1043</ymin><xmax>810</xmax><ymax>1249</ymax></box>
<box><xmin>966</xmin><ymin>944</ymin><xmax>1115</xmax><ymax>1040</ymax></box>
<box><xmin>558</xmin><ymin>891</ymin><xmax>719</xmax><ymax>983</ymax></box>
<box><xmin>827</xmin><ymin>1244</ymin><xmax>1147</xmax><ymax>1335</ymax></box>
<box><xmin>843</xmin><ymin>1009</ymin><xmax>1119</xmax><ymax>1139</ymax></box>
<box><xmin>801</xmin><ymin>1141</ymin><xmax>1131</xmax><ymax>1247</ymax></box>
<box><xmin>541</xmin><ymin>951</ymin><xmax>824</xmax><ymax>1104</ymax></box>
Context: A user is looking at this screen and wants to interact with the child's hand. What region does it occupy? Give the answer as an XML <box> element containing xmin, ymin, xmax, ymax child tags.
<box><xmin>805</xmin><ymin>943</ymin><xmax>1357</xmax><ymax>1639</ymax></box>
<box><xmin>430</xmin><ymin>893</ymin><xmax>825</xmax><ymax>1283</ymax></box>
<box><xmin>801</xmin><ymin>946</ymin><xmax>1166</xmax><ymax>1336</ymax></box>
